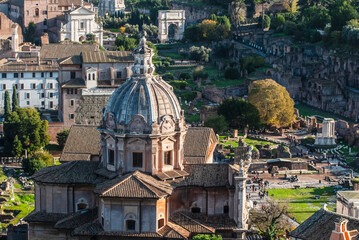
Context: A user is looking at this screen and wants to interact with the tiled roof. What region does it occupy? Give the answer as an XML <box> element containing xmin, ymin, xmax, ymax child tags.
<box><xmin>61</xmin><ymin>78</ymin><xmax>86</xmax><ymax>88</ymax></box>
<box><xmin>31</xmin><ymin>161</ymin><xmax>101</xmax><ymax>184</ymax></box>
<box><xmin>58</xmin><ymin>0</ymin><xmax>91</xmax><ymax>6</ymax></box>
<box><xmin>290</xmin><ymin>208</ymin><xmax>359</xmax><ymax>240</ymax></box>
<box><xmin>60</xmin><ymin>125</ymin><xmax>101</xmax><ymax>162</ymax></box>
<box><xmin>159</xmin><ymin>221</ymin><xmax>190</xmax><ymax>239</ymax></box>
<box><xmin>60</xmin><ymin>55</ymin><xmax>82</xmax><ymax>65</ymax></box>
<box><xmin>184</xmin><ymin>128</ymin><xmax>217</xmax><ymax>164</ymax></box>
<box><xmin>0</xmin><ymin>61</ymin><xmax>58</xmax><ymax>72</ymax></box>
<box><xmin>55</xmin><ymin>208</ymin><xmax>97</xmax><ymax>229</ymax></box>
<box><xmin>170</xmin><ymin>164</ymin><xmax>230</xmax><ymax>188</ymax></box>
<box><xmin>155</xmin><ymin>170</ymin><xmax>189</xmax><ymax>181</ymax></box>
<box><xmin>95</xmin><ymin>171</ymin><xmax>173</xmax><ymax>199</ymax></box>
<box><xmin>94</xmin><ymin>167</ymin><xmax>118</xmax><ymax>179</ymax></box>
<box><xmin>60</xmin><ymin>153</ymin><xmax>91</xmax><ymax>161</ymax></box>
<box><xmin>24</xmin><ymin>211</ymin><xmax>67</xmax><ymax>223</ymax></box>
<box><xmin>82</xmin><ymin>51</ymin><xmax>133</xmax><ymax>63</ymax></box>
<box><xmin>175</xmin><ymin>212</ymin><xmax>237</xmax><ymax>231</ymax></box>
<box><xmin>170</xmin><ymin>212</ymin><xmax>214</xmax><ymax>234</ymax></box>
<box><xmin>40</xmin><ymin>43</ymin><xmax>98</xmax><ymax>60</ymax></box>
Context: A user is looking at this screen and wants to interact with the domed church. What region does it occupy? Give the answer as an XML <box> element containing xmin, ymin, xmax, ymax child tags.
<box><xmin>25</xmin><ymin>33</ymin><xmax>251</xmax><ymax>240</ymax></box>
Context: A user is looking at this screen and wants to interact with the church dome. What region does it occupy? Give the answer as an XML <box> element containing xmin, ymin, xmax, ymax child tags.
<box><xmin>103</xmin><ymin>32</ymin><xmax>182</xmax><ymax>131</ymax></box>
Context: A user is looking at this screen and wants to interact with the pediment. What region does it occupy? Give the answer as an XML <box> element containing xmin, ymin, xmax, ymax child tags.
<box><xmin>160</xmin><ymin>136</ymin><xmax>177</xmax><ymax>143</ymax></box>
<box><xmin>128</xmin><ymin>138</ymin><xmax>147</xmax><ymax>145</ymax></box>
<box><xmin>70</xmin><ymin>7</ymin><xmax>94</xmax><ymax>15</ymax></box>
<box><xmin>87</xmin><ymin>67</ymin><xmax>97</xmax><ymax>73</ymax></box>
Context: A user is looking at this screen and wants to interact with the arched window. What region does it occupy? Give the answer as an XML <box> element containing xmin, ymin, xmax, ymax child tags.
<box><xmin>126</xmin><ymin>220</ymin><xmax>136</xmax><ymax>231</ymax></box>
<box><xmin>35</xmin><ymin>8</ymin><xmax>39</xmax><ymax>17</ymax></box>
<box><xmin>92</xmin><ymin>73</ymin><xmax>95</xmax><ymax>80</ymax></box>
<box><xmin>88</xmin><ymin>73</ymin><xmax>91</xmax><ymax>80</ymax></box>
<box><xmin>158</xmin><ymin>218</ymin><xmax>165</xmax><ymax>229</ymax></box>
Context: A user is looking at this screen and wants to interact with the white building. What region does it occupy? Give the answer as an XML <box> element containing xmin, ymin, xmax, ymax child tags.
<box><xmin>315</xmin><ymin>118</ymin><xmax>336</xmax><ymax>146</ymax></box>
<box><xmin>60</xmin><ymin>6</ymin><xmax>103</xmax><ymax>46</ymax></box>
<box><xmin>98</xmin><ymin>0</ymin><xmax>125</xmax><ymax>16</ymax></box>
<box><xmin>0</xmin><ymin>59</ymin><xmax>59</xmax><ymax>111</ymax></box>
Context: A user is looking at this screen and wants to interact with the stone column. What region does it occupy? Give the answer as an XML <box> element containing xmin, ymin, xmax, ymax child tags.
<box><xmin>234</xmin><ymin>169</ymin><xmax>248</xmax><ymax>240</ymax></box>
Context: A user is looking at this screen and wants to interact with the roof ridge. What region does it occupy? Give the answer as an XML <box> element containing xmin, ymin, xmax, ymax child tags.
<box><xmin>101</xmin><ymin>174</ymin><xmax>133</xmax><ymax>196</ymax></box>
<box><xmin>166</xmin><ymin>221</ymin><xmax>190</xmax><ymax>238</ymax></box>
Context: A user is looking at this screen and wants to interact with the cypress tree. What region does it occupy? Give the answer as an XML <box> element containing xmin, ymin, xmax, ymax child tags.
<box><xmin>12</xmin><ymin>85</ymin><xmax>18</xmax><ymax>111</ymax></box>
<box><xmin>4</xmin><ymin>90</ymin><xmax>10</xmax><ymax>119</ymax></box>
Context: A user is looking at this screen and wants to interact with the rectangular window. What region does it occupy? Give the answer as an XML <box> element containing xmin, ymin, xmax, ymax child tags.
<box><xmin>2</xmin><ymin>73</ymin><xmax>6</xmax><ymax>78</ymax></box>
<box><xmin>50</xmin><ymin>72</ymin><xmax>53</xmax><ymax>77</ymax></box>
<box><xmin>26</xmin><ymin>93</ymin><xmax>30</xmax><ymax>99</ymax></box>
<box><xmin>14</xmin><ymin>73</ymin><xmax>18</xmax><ymax>78</ymax></box>
<box><xmin>80</xmin><ymin>22</ymin><xmax>84</xmax><ymax>29</ymax></box>
<box><xmin>32</xmin><ymin>73</ymin><xmax>36</xmax><ymax>78</ymax></box>
<box><xmin>32</xmin><ymin>83</ymin><xmax>36</xmax><ymax>89</ymax></box>
<box><xmin>41</xmin><ymin>72</ymin><xmax>44</xmax><ymax>77</ymax></box>
<box><xmin>67</xmin><ymin>89</ymin><xmax>70</xmax><ymax>94</ymax></box>
<box><xmin>21</xmin><ymin>73</ymin><xmax>24</xmax><ymax>78</ymax></box>
<box><xmin>108</xmin><ymin>149</ymin><xmax>115</xmax><ymax>165</ymax></box>
<box><xmin>49</xmin><ymin>92</ymin><xmax>53</xmax><ymax>98</ymax></box>
<box><xmin>116</xmin><ymin>71</ymin><xmax>122</xmax><ymax>79</ymax></box>
<box><xmin>14</xmin><ymin>84</ymin><xmax>18</xmax><ymax>89</ymax></box>
<box><xmin>20</xmin><ymin>84</ymin><xmax>24</xmax><ymax>89</ymax></box>
<box><xmin>41</xmin><ymin>93</ymin><xmax>45</xmax><ymax>98</ymax></box>
<box><xmin>164</xmin><ymin>151</ymin><xmax>172</xmax><ymax>165</ymax></box>
<box><xmin>70</xmin><ymin>72</ymin><xmax>76</xmax><ymax>79</ymax></box>
<box><xmin>40</xmin><ymin>83</ymin><xmax>44</xmax><ymax>89</ymax></box>
<box><xmin>133</xmin><ymin>152</ymin><xmax>143</xmax><ymax>168</ymax></box>
<box><xmin>3</xmin><ymin>84</ymin><xmax>6</xmax><ymax>90</ymax></box>
<box><xmin>41</xmin><ymin>101</ymin><xmax>45</xmax><ymax>105</ymax></box>
<box><xmin>140</xmin><ymin>69</ymin><xmax>144</xmax><ymax>74</ymax></box>
<box><xmin>49</xmin><ymin>83</ymin><xmax>53</xmax><ymax>89</ymax></box>
<box><xmin>70</xmin><ymin>113</ymin><xmax>74</xmax><ymax>119</ymax></box>
<box><xmin>74</xmin><ymin>89</ymin><xmax>77</xmax><ymax>94</ymax></box>
<box><xmin>58</xmin><ymin>6</ymin><xmax>62</xmax><ymax>10</ymax></box>
<box><xmin>50</xmin><ymin>101</ymin><xmax>53</xmax><ymax>108</ymax></box>
<box><xmin>26</xmin><ymin>101</ymin><xmax>30</xmax><ymax>105</ymax></box>
<box><xmin>70</xmin><ymin>99</ymin><xmax>74</xmax><ymax>106</ymax></box>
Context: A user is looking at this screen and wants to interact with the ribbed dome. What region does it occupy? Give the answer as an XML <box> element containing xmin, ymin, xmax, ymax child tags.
<box><xmin>104</xmin><ymin>76</ymin><xmax>182</xmax><ymax>126</ymax></box>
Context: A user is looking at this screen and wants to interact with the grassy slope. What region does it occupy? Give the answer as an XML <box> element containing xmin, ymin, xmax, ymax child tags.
<box><xmin>267</xmin><ymin>187</ymin><xmax>336</xmax><ymax>223</ymax></box>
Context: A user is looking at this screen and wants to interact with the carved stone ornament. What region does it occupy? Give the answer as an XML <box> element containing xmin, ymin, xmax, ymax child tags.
<box><xmin>127</xmin><ymin>114</ymin><xmax>151</xmax><ymax>134</ymax></box>
<box><xmin>106</xmin><ymin>112</ymin><xmax>116</xmax><ymax>131</ymax></box>
<box><xmin>160</xmin><ymin>115</ymin><xmax>175</xmax><ymax>134</ymax></box>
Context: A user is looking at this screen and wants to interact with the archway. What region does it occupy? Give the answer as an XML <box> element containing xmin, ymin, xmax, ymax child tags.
<box><xmin>168</xmin><ymin>23</ymin><xmax>177</xmax><ymax>40</ymax></box>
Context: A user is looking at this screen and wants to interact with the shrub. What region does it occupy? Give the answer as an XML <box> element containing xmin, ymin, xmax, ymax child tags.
<box><xmin>162</xmin><ymin>72</ymin><xmax>174</xmax><ymax>81</ymax></box>
<box><xmin>189</xmin><ymin>46</ymin><xmax>212</xmax><ymax>62</ymax></box>
<box><xmin>57</xmin><ymin>129</ymin><xmax>69</xmax><ymax>149</ymax></box>
<box><xmin>272</xmin><ymin>14</ymin><xmax>285</xmax><ymax>30</ymax></box>
<box><xmin>284</xmin><ymin>21</ymin><xmax>298</xmax><ymax>35</ymax></box>
<box><xmin>179</xmin><ymin>72</ymin><xmax>191</xmax><ymax>80</ymax></box>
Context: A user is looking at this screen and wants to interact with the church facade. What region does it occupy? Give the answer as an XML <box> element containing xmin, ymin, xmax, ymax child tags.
<box><xmin>25</xmin><ymin>33</ymin><xmax>250</xmax><ymax>240</ymax></box>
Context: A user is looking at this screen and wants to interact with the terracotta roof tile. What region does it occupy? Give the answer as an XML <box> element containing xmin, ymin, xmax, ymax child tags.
<box><xmin>61</xmin><ymin>78</ymin><xmax>86</xmax><ymax>88</ymax></box>
<box><xmin>184</xmin><ymin>128</ymin><xmax>218</xmax><ymax>164</ymax></box>
<box><xmin>0</xmin><ymin>61</ymin><xmax>58</xmax><ymax>72</ymax></box>
<box><xmin>24</xmin><ymin>211</ymin><xmax>67</xmax><ymax>223</ymax></box>
<box><xmin>170</xmin><ymin>212</ymin><xmax>214</xmax><ymax>234</ymax></box>
<box><xmin>40</xmin><ymin>43</ymin><xmax>98</xmax><ymax>60</ymax></box>
<box><xmin>290</xmin><ymin>208</ymin><xmax>359</xmax><ymax>240</ymax></box>
<box><xmin>60</xmin><ymin>125</ymin><xmax>101</xmax><ymax>162</ymax></box>
<box><xmin>55</xmin><ymin>208</ymin><xmax>97</xmax><ymax>229</ymax></box>
<box><xmin>31</xmin><ymin>161</ymin><xmax>101</xmax><ymax>184</ymax></box>
<box><xmin>170</xmin><ymin>164</ymin><xmax>230</xmax><ymax>188</ymax></box>
<box><xmin>82</xmin><ymin>51</ymin><xmax>133</xmax><ymax>63</ymax></box>
<box><xmin>95</xmin><ymin>171</ymin><xmax>173</xmax><ymax>199</ymax></box>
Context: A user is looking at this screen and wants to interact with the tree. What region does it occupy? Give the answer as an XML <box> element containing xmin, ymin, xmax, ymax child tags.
<box><xmin>31</xmin><ymin>151</ymin><xmax>54</xmax><ymax>166</ymax></box>
<box><xmin>271</xmin><ymin>14</ymin><xmax>285</xmax><ymax>30</ymax></box>
<box><xmin>12</xmin><ymin>135</ymin><xmax>23</xmax><ymax>157</ymax></box>
<box><xmin>204</xmin><ymin>115</ymin><xmax>228</xmax><ymax>134</ymax></box>
<box><xmin>250</xmin><ymin>200</ymin><xmax>290</xmax><ymax>240</ymax></box>
<box><xmin>86</xmin><ymin>33</ymin><xmax>96</xmax><ymax>41</ymax></box>
<box><xmin>12</xmin><ymin>85</ymin><xmax>18</xmax><ymax>111</ymax></box>
<box><xmin>115</xmin><ymin>35</ymin><xmax>138</xmax><ymax>51</ymax></box>
<box><xmin>4</xmin><ymin>108</ymin><xmax>50</xmax><ymax>156</ymax></box>
<box><xmin>193</xmin><ymin>234</ymin><xmax>223</xmax><ymax>240</ymax></box>
<box><xmin>258</xmin><ymin>14</ymin><xmax>271</xmax><ymax>29</ymax></box>
<box><xmin>22</xmin><ymin>157</ymin><xmax>47</xmax><ymax>175</ymax></box>
<box><xmin>57</xmin><ymin>129</ymin><xmax>69</xmax><ymax>149</ymax></box>
<box><xmin>329</xmin><ymin>0</ymin><xmax>359</xmax><ymax>30</ymax></box>
<box><xmin>24</xmin><ymin>22</ymin><xmax>37</xmax><ymax>43</ymax></box>
<box><xmin>189</xmin><ymin>46</ymin><xmax>212</xmax><ymax>62</ymax></box>
<box><xmin>302</xmin><ymin>6</ymin><xmax>331</xmax><ymax>29</ymax></box>
<box><xmin>3</xmin><ymin>90</ymin><xmax>10</xmax><ymax>120</ymax></box>
<box><xmin>282</xmin><ymin>0</ymin><xmax>299</xmax><ymax>13</ymax></box>
<box><xmin>248</xmin><ymin>79</ymin><xmax>294</xmax><ymax>127</ymax></box>
<box><xmin>218</xmin><ymin>98</ymin><xmax>262</xmax><ymax>129</ymax></box>
<box><xmin>230</xmin><ymin>1</ymin><xmax>247</xmax><ymax>34</ymax></box>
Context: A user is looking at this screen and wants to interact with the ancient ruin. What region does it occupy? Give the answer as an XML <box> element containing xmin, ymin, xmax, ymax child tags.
<box><xmin>315</xmin><ymin>118</ymin><xmax>336</xmax><ymax>146</ymax></box>
<box><xmin>158</xmin><ymin>10</ymin><xmax>185</xmax><ymax>43</ymax></box>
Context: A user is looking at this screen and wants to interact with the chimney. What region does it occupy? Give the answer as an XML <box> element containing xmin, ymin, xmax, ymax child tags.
<box><xmin>41</xmin><ymin>33</ymin><xmax>49</xmax><ymax>45</ymax></box>
<box><xmin>110</xmin><ymin>67</ymin><xmax>115</xmax><ymax>86</ymax></box>
<box><xmin>330</xmin><ymin>219</ymin><xmax>359</xmax><ymax>240</ymax></box>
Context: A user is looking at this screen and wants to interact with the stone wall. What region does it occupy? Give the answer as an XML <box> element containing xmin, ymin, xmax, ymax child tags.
<box><xmin>47</xmin><ymin>122</ymin><xmax>66</xmax><ymax>142</ymax></box>
<box><xmin>75</xmin><ymin>95</ymin><xmax>111</xmax><ymax>126</ymax></box>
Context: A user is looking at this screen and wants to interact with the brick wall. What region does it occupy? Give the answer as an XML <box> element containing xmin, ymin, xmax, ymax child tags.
<box><xmin>48</xmin><ymin>122</ymin><xmax>66</xmax><ymax>142</ymax></box>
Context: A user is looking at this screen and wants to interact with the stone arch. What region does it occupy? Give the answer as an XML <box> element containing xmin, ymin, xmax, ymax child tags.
<box><xmin>158</xmin><ymin>10</ymin><xmax>185</xmax><ymax>43</ymax></box>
